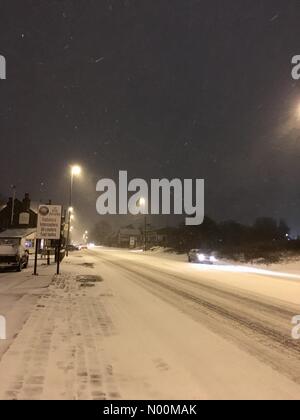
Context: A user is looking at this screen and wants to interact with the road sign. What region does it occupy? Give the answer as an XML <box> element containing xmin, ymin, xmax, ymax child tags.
<box><xmin>37</xmin><ymin>205</ymin><xmax>62</xmax><ymax>240</ymax></box>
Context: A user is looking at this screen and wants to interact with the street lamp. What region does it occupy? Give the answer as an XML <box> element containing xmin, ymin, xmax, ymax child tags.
<box><xmin>66</xmin><ymin>165</ymin><xmax>82</xmax><ymax>256</ymax></box>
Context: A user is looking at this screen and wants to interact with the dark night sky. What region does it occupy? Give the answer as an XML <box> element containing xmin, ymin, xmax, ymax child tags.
<box><xmin>1</xmin><ymin>0</ymin><xmax>300</xmax><ymax>233</ymax></box>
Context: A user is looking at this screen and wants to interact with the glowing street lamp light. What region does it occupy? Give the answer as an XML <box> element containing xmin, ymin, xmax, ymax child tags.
<box><xmin>71</xmin><ymin>165</ymin><xmax>82</xmax><ymax>177</ymax></box>
<box><xmin>139</xmin><ymin>197</ymin><xmax>146</xmax><ymax>207</ymax></box>
<box><xmin>83</xmin><ymin>230</ymin><xmax>89</xmax><ymax>244</ymax></box>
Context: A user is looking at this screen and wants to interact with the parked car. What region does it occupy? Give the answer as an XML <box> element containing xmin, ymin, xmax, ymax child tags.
<box><xmin>188</xmin><ymin>249</ymin><xmax>217</xmax><ymax>264</ymax></box>
<box><xmin>66</xmin><ymin>244</ymin><xmax>80</xmax><ymax>252</ymax></box>
<box><xmin>0</xmin><ymin>240</ymin><xmax>29</xmax><ymax>272</ymax></box>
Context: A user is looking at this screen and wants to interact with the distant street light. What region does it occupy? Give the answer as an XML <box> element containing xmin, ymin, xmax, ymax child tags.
<box><xmin>66</xmin><ymin>165</ymin><xmax>82</xmax><ymax>256</ymax></box>
<box><xmin>83</xmin><ymin>230</ymin><xmax>89</xmax><ymax>244</ymax></box>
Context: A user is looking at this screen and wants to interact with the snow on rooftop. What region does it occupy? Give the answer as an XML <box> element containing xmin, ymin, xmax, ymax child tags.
<box><xmin>119</xmin><ymin>228</ymin><xmax>141</xmax><ymax>236</ymax></box>
<box><xmin>29</xmin><ymin>201</ymin><xmax>39</xmax><ymax>213</ymax></box>
<box><xmin>0</xmin><ymin>228</ymin><xmax>36</xmax><ymax>238</ymax></box>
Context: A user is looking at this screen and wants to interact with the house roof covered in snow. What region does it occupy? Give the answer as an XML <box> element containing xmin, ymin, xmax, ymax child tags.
<box><xmin>0</xmin><ymin>228</ymin><xmax>36</xmax><ymax>239</ymax></box>
<box><xmin>119</xmin><ymin>228</ymin><xmax>141</xmax><ymax>236</ymax></box>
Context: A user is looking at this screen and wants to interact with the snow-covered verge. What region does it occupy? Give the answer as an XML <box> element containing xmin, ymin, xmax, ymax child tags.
<box><xmin>0</xmin><ymin>260</ymin><xmax>56</xmax><ymax>361</ymax></box>
<box><xmin>143</xmin><ymin>246</ymin><xmax>300</xmax><ymax>276</ymax></box>
<box><xmin>255</xmin><ymin>258</ymin><xmax>300</xmax><ymax>275</ymax></box>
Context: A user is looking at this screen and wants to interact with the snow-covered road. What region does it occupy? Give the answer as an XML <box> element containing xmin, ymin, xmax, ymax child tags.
<box><xmin>0</xmin><ymin>248</ymin><xmax>299</xmax><ymax>400</ymax></box>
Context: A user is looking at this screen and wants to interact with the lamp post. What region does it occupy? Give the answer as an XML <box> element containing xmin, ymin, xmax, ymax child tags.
<box><xmin>66</xmin><ymin>165</ymin><xmax>81</xmax><ymax>256</ymax></box>
<box><xmin>83</xmin><ymin>230</ymin><xmax>88</xmax><ymax>244</ymax></box>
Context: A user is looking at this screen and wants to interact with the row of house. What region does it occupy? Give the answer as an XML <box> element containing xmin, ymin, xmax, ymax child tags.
<box><xmin>0</xmin><ymin>193</ymin><xmax>170</xmax><ymax>251</ymax></box>
<box><xmin>110</xmin><ymin>226</ymin><xmax>169</xmax><ymax>249</ymax></box>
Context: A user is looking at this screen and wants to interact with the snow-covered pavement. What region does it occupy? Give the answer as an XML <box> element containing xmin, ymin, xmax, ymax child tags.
<box><xmin>0</xmin><ymin>248</ymin><xmax>299</xmax><ymax>400</ymax></box>
<box><xmin>0</xmin><ymin>259</ymin><xmax>54</xmax><ymax>360</ymax></box>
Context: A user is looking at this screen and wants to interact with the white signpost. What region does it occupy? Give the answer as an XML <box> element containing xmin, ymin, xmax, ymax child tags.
<box><xmin>34</xmin><ymin>205</ymin><xmax>62</xmax><ymax>275</ymax></box>
<box><xmin>37</xmin><ymin>205</ymin><xmax>62</xmax><ymax>240</ymax></box>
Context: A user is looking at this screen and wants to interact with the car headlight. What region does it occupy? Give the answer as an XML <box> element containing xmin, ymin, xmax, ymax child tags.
<box><xmin>198</xmin><ymin>254</ymin><xmax>205</xmax><ymax>262</ymax></box>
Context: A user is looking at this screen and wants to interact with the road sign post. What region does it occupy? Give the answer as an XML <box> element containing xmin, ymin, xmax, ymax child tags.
<box><xmin>56</xmin><ymin>236</ymin><xmax>62</xmax><ymax>275</ymax></box>
<box><xmin>33</xmin><ymin>239</ymin><xmax>39</xmax><ymax>276</ymax></box>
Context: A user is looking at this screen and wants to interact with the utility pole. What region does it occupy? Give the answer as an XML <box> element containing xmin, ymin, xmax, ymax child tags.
<box><xmin>10</xmin><ymin>185</ymin><xmax>16</xmax><ymax>226</ymax></box>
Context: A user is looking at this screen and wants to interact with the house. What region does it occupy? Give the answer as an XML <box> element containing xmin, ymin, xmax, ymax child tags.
<box><xmin>118</xmin><ymin>227</ymin><xmax>142</xmax><ymax>248</ymax></box>
<box><xmin>155</xmin><ymin>228</ymin><xmax>169</xmax><ymax>245</ymax></box>
<box><xmin>0</xmin><ymin>193</ymin><xmax>37</xmax><ymax>232</ymax></box>
<box><xmin>117</xmin><ymin>226</ymin><xmax>170</xmax><ymax>249</ymax></box>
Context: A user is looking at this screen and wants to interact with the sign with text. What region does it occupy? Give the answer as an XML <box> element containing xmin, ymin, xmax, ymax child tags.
<box><xmin>37</xmin><ymin>205</ymin><xmax>62</xmax><ymax>240</ymax></box>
